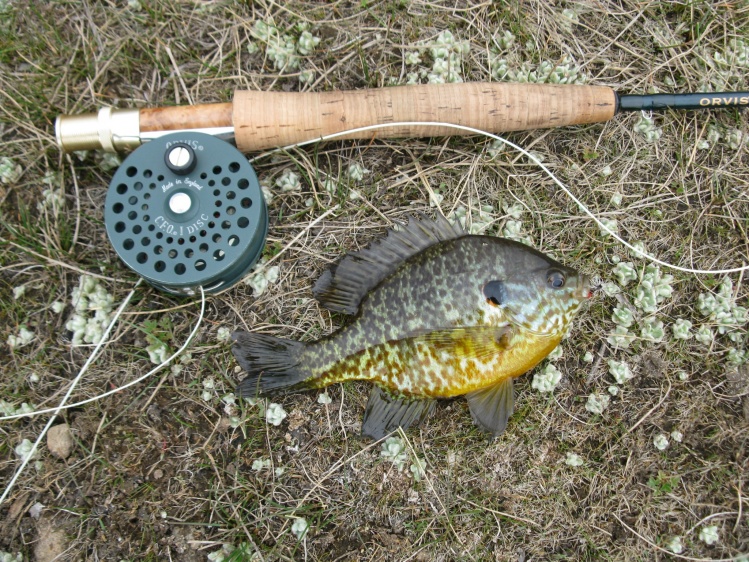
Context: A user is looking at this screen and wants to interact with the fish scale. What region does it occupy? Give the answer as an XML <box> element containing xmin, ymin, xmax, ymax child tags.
<box><xmin>232</xmin><ymin>214</ymin><xmax>591</xmax><ymax>440</ymax></box>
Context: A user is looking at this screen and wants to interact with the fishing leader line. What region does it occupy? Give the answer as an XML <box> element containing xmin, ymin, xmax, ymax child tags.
<box><xmin>251</xmin><ymin>121</ymin><xmax>749</xmax><ymax>277</ymax></box>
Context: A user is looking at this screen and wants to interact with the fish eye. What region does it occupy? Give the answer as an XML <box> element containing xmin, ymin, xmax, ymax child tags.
<box><xmin>547</xmin><ymin>271</ymin><xmax>566</xmax><ymax>289</ymax></box>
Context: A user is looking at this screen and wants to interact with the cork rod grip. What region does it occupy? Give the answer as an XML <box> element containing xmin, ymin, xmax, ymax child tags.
<box><xmin>232</xmin><ymin>83</ymin><xmax>617</xmax><ymax>152</ymax></box>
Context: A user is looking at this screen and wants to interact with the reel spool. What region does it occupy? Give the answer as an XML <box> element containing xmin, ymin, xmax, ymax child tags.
<box><xmin>104</xmin><ymin>132</ymin><xmax>268</xmax><ymax>295</ymax></box>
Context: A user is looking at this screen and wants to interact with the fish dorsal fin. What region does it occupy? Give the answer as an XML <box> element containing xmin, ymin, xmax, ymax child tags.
<box><xmin>313</xmin><ymin>213</ymin><xmax>464</xmax><ymax>314</ymax></box>
<box><xmin>465</xmin><ymin>378</ymin><xmax>515</xmax><ymax>438</ymax></box>
<box><xmin>361</xmin><ymin>386</ymin><xmax>436</xmax><ymax>440</ymax></box>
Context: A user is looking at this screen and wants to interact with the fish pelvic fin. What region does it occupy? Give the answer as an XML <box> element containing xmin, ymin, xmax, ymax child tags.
<box><xmin>313</xmin><ymin>212</ymin><xmax>464</xmax><ymax>315</ymax></box>
<box><xmin>465</xmin><ymin>378</ymin><xmax>515</xmax><ymax>438</ymax></box>
<box><xmin>232</xmin><ymin>331</ymin><xmax>310</xmax><ymax>397</ymax></box>
<box><xmin>361</xmin><ymin>386</ymin><xmax>436</xmax><ymax>441</ymax></box>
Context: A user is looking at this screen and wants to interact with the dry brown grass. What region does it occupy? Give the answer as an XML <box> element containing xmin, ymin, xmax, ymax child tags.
<box><xmin>1</xmin><ymin>1</ymin><xmax>749</xmax><ymax>560</ymax></box>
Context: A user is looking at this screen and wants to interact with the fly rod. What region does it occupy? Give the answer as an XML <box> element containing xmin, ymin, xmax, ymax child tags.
<box><xmin>55</xmin><ymin>83</ymin><xmax>749</xmax><ymax>154</ymax></box>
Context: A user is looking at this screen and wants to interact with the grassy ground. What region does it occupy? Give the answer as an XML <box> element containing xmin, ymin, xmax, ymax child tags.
<box><xmin>1</xmin><ymin>1</ymin><xmax>749</xmax><ymax>560</ymax></box>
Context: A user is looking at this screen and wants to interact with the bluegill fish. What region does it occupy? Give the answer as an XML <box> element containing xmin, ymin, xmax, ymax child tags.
<box><xmin>232</xmin><ymin>214</ymin><xmax>591</xmax><ymax>440</ymax></box>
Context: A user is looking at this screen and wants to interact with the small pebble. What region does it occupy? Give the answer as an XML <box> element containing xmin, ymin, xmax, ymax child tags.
<box><xmin>47</xmin><ymin>424</ymin><xmax>73</xmax><ymax>460</ymax></box>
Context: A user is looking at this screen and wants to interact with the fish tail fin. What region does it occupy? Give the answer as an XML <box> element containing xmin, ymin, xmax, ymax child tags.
<box><xmin>231</xmin><ymin>331</ymin><xmax>311</xmax><ymax>397</ymax></box>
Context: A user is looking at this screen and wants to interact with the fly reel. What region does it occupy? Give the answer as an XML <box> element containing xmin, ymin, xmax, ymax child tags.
<box><xmin>104</xmin><ymin>132</ymin><xmax>268</xmax><ymax>295</ymax></box>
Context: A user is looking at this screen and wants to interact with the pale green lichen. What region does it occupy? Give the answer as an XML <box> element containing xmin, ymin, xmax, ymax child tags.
<box><xmin>698</xmin><ymin>525</ymin><xmax>719</xmax><ymax>545</ymax></box>
<box><xmin>245</xmin><ymin>260</ymin><xmax>281</xmax><ymax>296</ymax></box>
<box><xmin>7</xmin><ymin>326</ymin><xmax>34</xmax><ymax>349</ymax></box>
<box><xmin>601</xmin><ymin>282</ymin><xmax>620</xmax><ymax>296</ymax></box>
<box><xmin>607</xmin><ymin>325</ymin><xmax>632</xmax><ymax>349</ymax></box>
<box><xmin>38</xmin><ymin>188</ymin><xmax>66</xmax><ymax>215</ymax></box>
<box><xmin>410</xmin><ymin>456</ymin><xmax>426</xmax><ymax>481</ymax></box>
<box><xmin>697</xmin><ymin>277</ymin><xmax>747</xmax><ymax>336</ymax></box>
<box><xmin>611</xmin><ymin>306</ymin><xmax>634</xmax><ymax>328</ymax></box>
<box><xmin>653</xmin><ymin>433</ymin><xmax>669</xmax><ymax>451</ymax></box>
<box><xmin>490</xmin><ymin>55</ymin><xmax>586</xmax><ymax>85</ymax></box>
<box><xmin>0</xmin><ymin>157</ymin><xmax>22</xmax><ymax>184</ymax></box>
<box><xmin>427</xmin><ymin>30</ymin><xmax>469</xmax><ymax>84</ymax></box>
<box><xmin>633</xmin><ymin>265</ymin><xmax>673</xmax><ymax>314</ymax></box>
<box><xmin>640</xmin><ymin>317</ymin><xmax>665</xmax><ymax>342</ymax></box>
<box><xmin>346</xmin><ymin>162</ymin><xmax>370</xmax><ymax>182</ymax></box>
<box><xmin>449</xmin><ymin>205</ymin><xmax>496</xmax><ymax>235</ymax></box>
<box><xmin>207</xmin><ymin>544</ymin><xmax>236</xmax><ymax>562</ymax></box>
<box><xmin>381</xmin><ymin>436</ymin><xmax>408</xmax><ymax>470</ymax></box>
<box><xmin>531</xmin><ymin>363</ymin><xmax>562</xmax><ymax>393</ymax></box>
<box><xmin>14</xmin><ymin>439</ymin><xmax>38</xmax><ymax>462</ymax></box>
<box><xmin>599</xmin><ymin>218</ymin><xmax>618</xmax><ymax>237</ymax></box>
<box><xmin>695</xmin><ymin>324</ymin><xmax>714</xmax><ymax>345</ymax></box>
<box><xmin>628</xmin><ymin>240</ymin><xmax>647</xmax><ymax>260</ymax></box>
<box><xmin>612</xmin><ymin>262</ymin><xmax>637</xmax><ymax>286</ymax></box>
<box><xmin>217</xmin><ymin>327</ymin><xmax>231</xmax><ymax>342</ymax></box>
<box><xmin>585</xmin><ymin>393</ymin><xmax>610</xmax><ymax>415</ymax></box>
<box><xmin>726</xmin><ymin>347</ymin><xmax>748</xmax><ymax>366</ymax></box>
<box><xmin>564</xmin><ymin>452</ymin><xmax>584</xmax><ymax>467</ymax></box>
<box><xmin>634</xmin><ymin>115</ymin><xmax>663</xmax><ymax>142</ymax></box>
<box><xmin>275</xmin><ymin>168</ymin><xmax>301</xmax><ymax>192</ymax></box>
<box><xmin>671</xmin><ymin>318</ymin><xmax>693</xmax><ymax>340</ymax></box>
<box><xmin>608</xmin><ymin>359</ymin><xmax>633</xmax><ymax>384</ymax></box>
<box><xmin>265</xmin><ymin>403</ymin><xmax>287</xmax><ymax>426</ymax></box>
<box><xmin>252</xmin><ymin>458</ymin><xmax>271</xmax><ymax>472</ymax></box>
<box><xmin>493</xmin><ymin>30</ymin><xmax>515</xmax><ymax>51</ymax></box>
<box><xmin>0</xmin><ymin>400</ymin><xmax>35</xmax><ymax>417</ymax></box>
<box><xmin>299</xmin><ymin>68</ymin><xmax>315</xmax><ymax>84</ymax></box>
<box><xmin>405</xmin><ymin>51</ymin><xmax>421</xmax><ymax>66</ymax></box>
<box><xmin>64</xmin><ymin>276</ymin><xmax>115</xmax><ymax>346</ymax></box>
<box><xmin>666</xmin><ymin>536</ymin><xmax>683</xmax><ymax>554</ymax></box>
<box><xmin>146</xmin><ymin>341</ymin><xmax>169</xmax><ymax>365</ymax></box>
<box><xmin>297</xmin><ymin>30</ymin><xmax>320</xmax><ymax>55</ymax></box>
<box><xmin>291</xmin><ymin>517</ymin><xmax>309</xmax><ymax>540</ymax></box>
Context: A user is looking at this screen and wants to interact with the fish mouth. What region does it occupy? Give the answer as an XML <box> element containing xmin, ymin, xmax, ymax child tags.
<box><xmin>577</xmin><ymin>274</ymin><xmax>597</xmax><ymax>300</ymax></box>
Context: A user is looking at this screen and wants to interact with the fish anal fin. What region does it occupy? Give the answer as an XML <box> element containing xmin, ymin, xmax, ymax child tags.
<box><xmin>361</xmin><ymin>386</ymin><xmax>436</xmax><ymax>440</ymax></box>
<box><xmin>465</xmin><ymin>378</ymin><xmax>515</xmax><ymax>438</ymax></box>
<box><xmin>313</xmin><ymin>213</ymin><xmax>464</xmax><ymax>315</ymax></box>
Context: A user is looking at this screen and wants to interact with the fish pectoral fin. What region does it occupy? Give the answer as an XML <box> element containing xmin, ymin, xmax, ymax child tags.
<box><xmin>465</xmin><ymin>378</ymin><xmax>515</xmax><ymax>438</ymax></box>
<box><xmin>361</xmin><ymin>386</ymin><xmax>436</xmax><ymax>441</ymax></box>
<box><xmin>419</xmin><ymin>325</ymin><xmax>513</xmax><ymax>359</ymax></box>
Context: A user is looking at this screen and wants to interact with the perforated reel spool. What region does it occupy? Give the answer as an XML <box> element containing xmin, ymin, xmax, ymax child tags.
<box><xmin>104</xmin><ymin>132</ymin><xmax>268</xmax><ymax>295</ymax></box>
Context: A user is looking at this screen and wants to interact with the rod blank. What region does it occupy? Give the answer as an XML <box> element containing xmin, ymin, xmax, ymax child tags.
<box><xmin>618</xmin><ymin>91</ymin><xmax>749</xmax><ymax>112</ymax></box>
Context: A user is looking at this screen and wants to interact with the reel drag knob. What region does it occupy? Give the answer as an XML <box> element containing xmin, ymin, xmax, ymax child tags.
<box><xmin>104</xmin><ymin>132</ymin><xmax>268</xmax><ymax>295</ymax></box>
<box><xmin>164</xmin><ymin>142</ymin><xmax>197</xmax><ymax>175</ymax></box>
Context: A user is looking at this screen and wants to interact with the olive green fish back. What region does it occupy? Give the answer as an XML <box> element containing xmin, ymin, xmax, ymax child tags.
<box><xmin>313</xmin><ymin>213</ymin><xmax>464</xmax><ymax>314</ymax></box>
